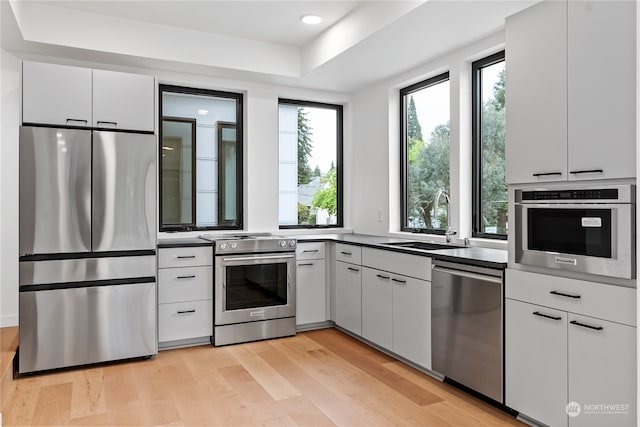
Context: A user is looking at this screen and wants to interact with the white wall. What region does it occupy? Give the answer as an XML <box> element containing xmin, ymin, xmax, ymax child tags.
<box><xmin>351</xmin><ymin>30</ymin><xmax>506</xmax><ymax>244</ymax></box>
<box><xmin>0</xmin><ymin>47</ymin><xmax>20</xmax><ymax>327</ymax></box>
<box><xmin>0</xmin><ymin>52</ymin><xmax>352</xmax><ymax>326</ymax></box>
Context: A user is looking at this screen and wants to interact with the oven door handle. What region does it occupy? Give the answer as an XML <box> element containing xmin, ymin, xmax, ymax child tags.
<box><xmin>221</xmin><ymin>254</ymin><xmax>295</xmax><ymax>262</ymax></box>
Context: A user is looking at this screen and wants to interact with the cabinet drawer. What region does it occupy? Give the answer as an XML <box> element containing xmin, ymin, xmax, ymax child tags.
<box><xmin>362</xmin><ymin>248</ymin><xmax>431</xmax><ymax>281</ymax></box>
<box><xmin>296</xmin><ymin>242</ymin><xmax>326</xmax><ymax>260</ymax></box>
<box><xmin>158</xmin><ymin>246</ymin><xmax>212</xmax><ymax>268</ymax></box>
<box><xmin>158</xmin><ymin>266</ymin><xmax>212</xmax><ymax>304</ymax></box>
<box><xmin>335</xmin><ymin>243</ymin><xmax>362</xmax><ymax>264</ymax></box>
<box><xmin>506</xmin><ymin>269</ymin><xmax>636</xmax><ymax>326</ymax></box>
<box><xmin>158</xmin><ymin>300</ymin><xmax>212</xmax><ymax>342</ymax></box>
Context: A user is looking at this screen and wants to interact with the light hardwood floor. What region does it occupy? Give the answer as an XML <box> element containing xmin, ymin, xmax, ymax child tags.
<box><xmin>4</xmin><ymin>329</ymin><xmax>523</xmax><ymax>426</ymax></box>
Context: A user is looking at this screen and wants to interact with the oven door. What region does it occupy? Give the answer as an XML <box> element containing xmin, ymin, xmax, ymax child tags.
<box><xmin>515</xmin><ymin>203</ymin><xmax>635</xmax><ymax>279</ymax></box>
<box><xmin>215</xmin><ymin>253</ymin><xmax>296</xmax><ymax>325</ymax></box>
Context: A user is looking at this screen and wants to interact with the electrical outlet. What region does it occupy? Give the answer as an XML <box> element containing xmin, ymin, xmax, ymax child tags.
<box><xmin>377</xmin><ymin>209</ymin><xmax>383</xmax><ymax>222</ymax></box>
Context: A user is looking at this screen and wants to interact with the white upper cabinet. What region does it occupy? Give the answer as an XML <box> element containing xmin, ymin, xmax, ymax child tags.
<box><xmin>567</xmin><ymin>0</ymin><xmax>636</xmax><ymax>180</ymax></box>
<box><xmin>23</xmin><ymin>61</ymin><xmax>93</xmax><ymax>127</ymax></box>
<box><xmin>22</xmin><ymin>62</ymin><xmax>155</xmax><ymax>132</ymax></box>
<box><xmin>506</xmin><ymin>0</ymin><xmax>636</xmax><ymax>183</ymax></box>
<box><xmin>93</xmin><ymin>69</ymin><xmax>155</xmax><ymax>132</ymax></box>
<box><xmin>505</xmin><ymin>0</ymin><xmax>568</xmax><ymax>184</ymax></box>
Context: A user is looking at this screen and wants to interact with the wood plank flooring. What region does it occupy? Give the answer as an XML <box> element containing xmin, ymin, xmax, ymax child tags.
<box><xmin>3</xmin><ymin>329</ymin><xmax>523</xmax><ymax>426</ymax></box>
<box><xmin>1</xmin><ymin>326</ymin><xmax>19</xmax><ymax>412</ymax></box>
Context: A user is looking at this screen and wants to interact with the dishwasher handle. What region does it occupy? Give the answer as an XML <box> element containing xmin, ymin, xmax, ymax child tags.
<box><xmin>432</xmin><ymin>265</ymin><xmax>502</xmax><ymax>284</ymax></box>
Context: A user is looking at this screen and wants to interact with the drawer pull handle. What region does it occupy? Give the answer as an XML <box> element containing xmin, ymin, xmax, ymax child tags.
<box><xmin>66</xmin><ymin>118</ymin><xmax>88</xmax><ymax>124</ymax></box>
<box><xmin>392</xmin><ymin>278</ymin><xmax>407</xmax><ymax>284</ymax></box>
<box><xmin>303</xmin><ymin>250</ymin><xmax>319</xmax><ymax>253</ymax></box>
<box><xmin>97</xmin><ymin>120</ymin><xmax>118</xmax><ymax>127</ymax></box>
<box><xmin>550</xmin><ymin>290</ymin><xmax>581</xmax><ymax>299</ymax></box>
<box><xmin>340</xmin><ymin>251</ymin><xmax>352</xmax><ymax>255</ymax></box>
<box><xmin>570</xmin><ymin>320</ymin><xmax>603</xmax><ymax>331</ymax></box>
<box><xmin>177</xmin><ymin>255</ymin><xmax>196</xmax><ymax>259</ymax></box>
<box><xmin>298</xmin><ymin>263</ymin><xmax>314</xmax><ymax>267</ymax></box>
<box><xmin>177</xmin><ymin>275</ymin><xmax>196</xmax><ymax>279</ymax></box>
<box><xmin>569</xmin><ymin>169</ymin><xmax>604</xmax><ymax>175</ymax></box>
<box><xmin>177</xmin><ymin>309</ymin><xmax>196</xmax><ymax>314</ymax></box>
<box><xmin>376</xmin><ymin>274</ymin><xmax>390</xmax><ymax>280</ymax></box>
<box><xmin>533</xmin><ymin>311</ymin><xmax>561</xmax><ymax>321</ymax></box>
<box><xmin>532</xmin><ymin>172</ymin><xmax>562</xmax><ymax>177</ymax></box>
<box><xmin>347</xmin><ymin>267</ymin><xmax>360</xmax><ymax>272</ymax></box>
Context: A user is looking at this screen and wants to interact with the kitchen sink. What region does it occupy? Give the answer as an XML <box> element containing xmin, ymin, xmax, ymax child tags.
<box><xmin>382</xmin><ymin>241</ymin><xmax>464</xmax><ymax>251</ymax></box>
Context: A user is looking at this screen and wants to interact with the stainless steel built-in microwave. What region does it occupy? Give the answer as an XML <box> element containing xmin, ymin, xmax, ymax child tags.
<box><xmin>514</xmin><ymin>184</ymin><xmax>635</xmax><ymax>280</ymax></box>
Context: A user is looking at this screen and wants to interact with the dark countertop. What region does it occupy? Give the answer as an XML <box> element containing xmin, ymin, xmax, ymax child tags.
<box><xmin>157</xmin><ymin>237</ymin><xmax>212</xmax><ymax>248</ymax></box>
<box><xmin>293</xmin><ymin>233</ymin><xmax>507</xmax><ymax>269</ymax></box>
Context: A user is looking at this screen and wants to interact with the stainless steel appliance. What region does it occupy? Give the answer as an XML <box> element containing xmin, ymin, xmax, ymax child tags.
<box><xmin>514</xmin><ymin>184</ymin><xmax>635</xmax><ymax>279</ymax></box>
<box><xmin>431</xmin><ymin>260</ymin><xmax>504</xmax><ymax>403</ymax></box>
<box><xmin>206</xmin><ymin>234</ymin><xmax>296</xmax><ymax>346</ymax></box>
<box><xmin>19</xmin><ymin>126</ymin><xmax>157</xmax><ymax>374</ymax></box>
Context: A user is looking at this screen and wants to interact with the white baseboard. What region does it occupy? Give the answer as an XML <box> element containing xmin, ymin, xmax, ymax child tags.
<box><xmin>0</xmin><ymin>315</ymin><xmax>18</xmax><ymax>328</ymax></box>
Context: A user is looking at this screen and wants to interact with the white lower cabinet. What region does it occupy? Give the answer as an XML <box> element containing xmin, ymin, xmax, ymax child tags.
<box><xmin>335</xmin><ymin>260</ymin><xmax>362</xmax><ymax>335</ymax></box>
<box><xmin>505</xmin><ymin>269</ymin><xmax>637</xmax><ymax>427</ymax></box>
<box><xmin>506</xmin><ymin>299</ymin><xmax>568</xmax><ymax>427</ymax></box>
<box><xmin>568</xmin><ymin>314</ymin><xmax>636</xmax><ymax>427</ymax></box>
<box><xmin>158</xmin><ymin>246</ymin><xmax>213</xmax><ymax>348</ymax></box>
<box><xmin>392</xmin><ymin>275</ymin><xmax>431</xmax><ymax>370</ymax></box>
<box><xmin>362</xmin><ymin>267</ymin><xmax>393</xmax><ymax>349</ymax></box>
<box><xmin>296</xmin><ymin>258</ymin><xmax>327</xmax><ymax>326</ymax></box>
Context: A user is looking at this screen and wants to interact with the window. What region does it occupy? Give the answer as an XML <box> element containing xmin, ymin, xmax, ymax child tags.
<box><xmin>159</xmin><ymin>85</ymin><xmax>243</xmax><ymax>231</ymax></box>
<box><xmin>400</xmin><ymin>72</ymin><xmax>450</xmax><ymax>233</ymax></box>
<box><xmin>278</xmin><ymin>99</ymin><xmax>343</xmax><ymax>228</ymax></box>
<box><xmin>472</xmin><ymin>51</ymin><xmax>507</xmax><ymax>239</ymax></box>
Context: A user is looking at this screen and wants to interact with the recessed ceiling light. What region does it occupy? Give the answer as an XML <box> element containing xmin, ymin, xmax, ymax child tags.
<box><xmin>197</xmin><ymin>109</ymin><xmax>209</xmax><ymax>115</ymax></box>
<box><xmin>301</xmin><ymin>14</ymin><xmax>322</xmax><ymax>25</ymax></box>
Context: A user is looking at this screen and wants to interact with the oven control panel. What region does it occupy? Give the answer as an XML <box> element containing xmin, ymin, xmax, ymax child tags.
<box><xmin>214</xmin><ymin>236</ymin><xmax>296</xmax><ymax>254</ymax></box>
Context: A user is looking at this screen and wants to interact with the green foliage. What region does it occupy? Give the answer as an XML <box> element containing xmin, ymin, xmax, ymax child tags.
<box><xmin>298</xmin><ymin>203</ymin><xmax>311</xmax><ymax>224</ymax></box>
<box><xmin>297</xmin><ymin>108</ymin><xmax>313</xmax><ymax>185</ymax></box>
<box><xmin>480</xmin><ymin>68</ymin><xmax>507</xmax><ymax>234</ymax></box>
<box><xmin>491</xmin><ymin>69</ymin><xmax>506</xmax><ymax>111</ymax></box>
<box><xmin>407</xmin><ymin>123</ymin><xmax>450</xmax><ymax>229</ymax></box>
<box><xmin>311</xmin><ymin>167</ymin><xmax>337</xmax><ymax>216</ymax></box>
<box><xmin>312</xmin><ymin>165</ymin><xmax>322</xmax><ymax>177</ymax></box>
<box><xmin>407</xmin><ymin>96</ymin><xmax>423</xmax><ymax>141</ymax></box>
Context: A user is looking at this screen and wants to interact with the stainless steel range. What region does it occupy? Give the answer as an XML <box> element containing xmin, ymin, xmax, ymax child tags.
<box><xmin>203</xmin><ymin>234</ymin><xmax>297</xmax><ymax>346</ymax></box>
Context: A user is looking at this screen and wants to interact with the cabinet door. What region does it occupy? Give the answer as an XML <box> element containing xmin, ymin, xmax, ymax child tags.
<box><xmin>568</xmin><ymin>314</ymin><xmax>636</xmax><ymax>427</ymax></box>
<box><xmin>392</xmin><ymin>275</ymin><xmax>430</xmax><ymax>369</ymax></box>
<box><xmin>506</xmin><ymin>299</ymin><xmax>568</xmax><ymax>427</ymax></box>
<box><xmin>567</xmin><ymin>1</ymin><xmax>636</xmax><ymax>180</ymax></box>
<box><xmin>93</xmin><ymin>69</ymin><xmax>155</xmax><ymax>132</ymax></box>
<box><xmin>505</xmin><ymin>0</ymin><xmax>568</xmax><ymax>184</ymax></box>
<box><xmin>335</xmin><ymin>261</ymin><xmax>362</xmax><ymax>335</ymax></box>
<box><xmin>22</xmin><ymin>61</ymin><xmax>92</xmax><ymax>127</ymax></box>
<box><xmin>296</xmin><ymin>260</ymin><xmax>326</xmax><ymax>325</ymax></box>
<box><xmin>361</xmin><ymin>267</ymin><xmax>392</xmax><ymax>349</ymax></box>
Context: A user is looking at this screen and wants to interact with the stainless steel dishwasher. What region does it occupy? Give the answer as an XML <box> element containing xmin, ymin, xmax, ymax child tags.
<box><xmin>431</xmin><ymin>260</ymin><xmax>504</xmax><ymax>403</ymax></box>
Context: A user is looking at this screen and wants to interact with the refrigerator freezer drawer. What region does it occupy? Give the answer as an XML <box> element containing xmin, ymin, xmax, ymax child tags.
<box><xmin>19</xmin><ymin>255</ymin><xmax>156</xmax><ymax>287</ymax></box>
<box><xmin>19</xmin><ymin>281</ymin><xmax>157</xmax><ymax>373</ymax></box>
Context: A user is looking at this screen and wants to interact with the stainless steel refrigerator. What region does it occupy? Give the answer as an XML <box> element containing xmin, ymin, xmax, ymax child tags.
<box><xmin>19</xmin><ymin>126</ymin><xmax>157</xmax><ymax>374</ymax></box>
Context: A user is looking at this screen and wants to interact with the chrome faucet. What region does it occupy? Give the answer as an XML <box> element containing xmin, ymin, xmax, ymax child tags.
<box><xmin>434</xmin><ymin>189</ymin><xmax>457</xmax><ymax>243</ymax></box>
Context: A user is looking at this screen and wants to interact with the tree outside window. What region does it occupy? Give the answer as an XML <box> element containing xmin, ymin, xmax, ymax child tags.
<box><xmin>401</xmin><ymin>73</ymin><xmax>451</xmax><ymax>232</ymax></box>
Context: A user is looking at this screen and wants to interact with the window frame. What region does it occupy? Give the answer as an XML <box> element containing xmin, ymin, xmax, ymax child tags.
<box><xmin>399</xmin><ymin>71</ymin><xmax>450</xmax><ymax>235</ymax></box>
<box><xmin>277</xmin><ymin>98</ymin><xmax>344</xmax><ymax>229</ymax></box>
<box><xmin>471</xmin><ymin>50</ymin><xmax>507</xmax><ymax>240</ymax></box>
<box><xmin>158</xmin><ymin>84</ymin><xmax>244</xmax><ymax>232</ymax></box>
